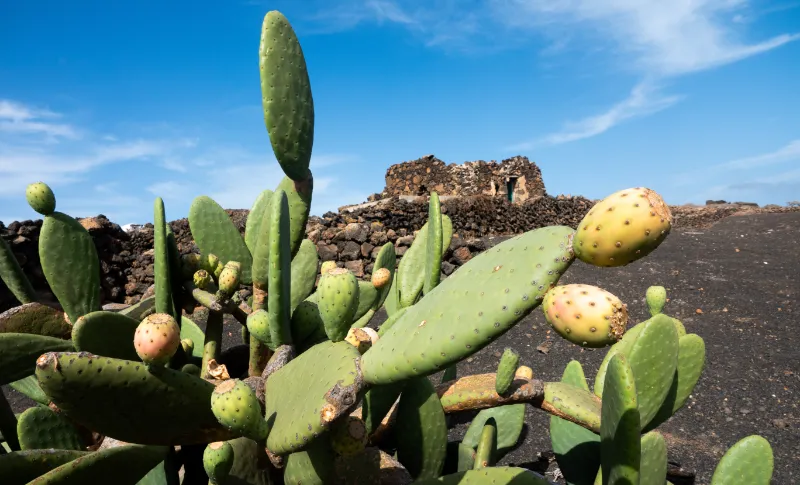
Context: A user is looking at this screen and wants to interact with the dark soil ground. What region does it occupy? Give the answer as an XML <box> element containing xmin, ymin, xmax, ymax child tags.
<box><xmin>4</xmin><ymin>212</ymin><xmax>798</xmax><ymax>484</ymax></box>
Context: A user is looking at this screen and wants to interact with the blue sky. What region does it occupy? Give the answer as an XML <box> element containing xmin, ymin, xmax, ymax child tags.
<box><xmin>1</xmin><ymin>1</ymin><xmax>799</xmax><ymax>225</ymax></box>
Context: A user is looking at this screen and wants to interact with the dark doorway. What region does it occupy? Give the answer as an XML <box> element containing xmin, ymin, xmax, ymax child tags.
<box><xmin>506</xmin><ymin>178</ymin><xmax>517</xmax><ymax>202</ymax></box>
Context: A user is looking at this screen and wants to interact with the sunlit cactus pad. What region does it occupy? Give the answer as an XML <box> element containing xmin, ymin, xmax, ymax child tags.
<box><xmin>188</xmin><ymin>195</ymin><xmax>254</xmax><ymax>284</ymax></box>
<box><xmin>362</xmin><ymin>226</ymin><xmax>576</xmax><ymax>385</ymax></box>
<box><xmin>71</xmin><ymin>310</ymin><xmax>140</xmax><ymax>361</ymax></box>
<box><xmin>542</xmin><ymin>382</ymin><xmax>602</xmax><ymax>432</ymax></box>
<box><xmin>265</xmin><ymin>340</ymin><xmax>362</xmax><ymax>454</ymax></box>
<box><xmin>414</xmin><ymin>467</ymin><xmax>554</xmax><ymax>484</ymax></box>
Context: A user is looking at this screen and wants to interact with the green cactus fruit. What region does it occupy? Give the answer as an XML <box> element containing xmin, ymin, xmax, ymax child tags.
<box><xmin>542</xmin><ymin>284</ymin><xmax>628</xmax><ymax>348</ymax></box>
<box><xmin>0</xmin><ymin>236</ymin><xmax>37</xmax><ymax>305</ymax></box>
<box><xmin>9</xmin><ymin>375</ymin><xmax>49</xmax><ymax>406</ymax></box>
<box><xmin>645</xmin><ymin>285</ymin><xmax>667</xmax><ymax>316</ymax></box>
<box><xmin>264</xmin><ymin>341</ymin><xmax>362</xmax><ymax>455</ymax></box>
<box><xmin>710</xmin><ymin>435</ymin><xmax>773</xmax><ymax>485</ymax></box>
<box><xmin>550</xmin><ymin>360</ymin><xmax>600</xmax><ymax>485</ymax></box>
<box><xmin>181</xmin><ymin>253</ymin><xmax>201</xmax><ymax>280</ymax></box>
<box><xmin>16</xmin><ymin>406</ymin><xmax>85</xmax><ymax>451</ymax></box>
<box><xmin>0</xmin><ymin>302</ymin><xmax>70</xmax><ymax>339</ymax></box>
<box><xmin>189</xmin><ymin>195</ymin><xmax>253</xmax><ymax>284</ymax></box>
<box><xmin>423</xmin><ymin>192</ymin><xmax>443</xmax><ymax>295</ymax></box>
<box><xmin>39</xmin><ymin>211</ymin><xmax>102</xmax><ymax>325</ymax></box>
<box><xmin>134</xmin><ymin>313</ymin><xmax>181</xmax><ymax>367</ymax></box>
<box><xmin>216</xmin><ymin>261</ymin><xmax>241</xmax><ymax>298</ymax></box>
<box><xmin>371</xmin><ymin>267</ymin><xmax>391</xmax><ymax>289</ymax></box>
<box><xmin>26</xmin><ymin>443</ymin><xmax>170</xmax><ymax>485</ymax></box>
<box><xmin>284</xmin><ymin>438</ymin><xmax>336</xmax><ymax>485</ymax></box>
<box><xmin>394</xmin><ymin>375</ymin><xmax>447</xmax><ymax>480</ymax></box>
<box><xmin>329</xmin><ymin>416</ymin><xmax>368</xmax><ymax>456</ymax></box>
<box><xmin>71</xmin><ymin>310</ymin><xmax>140</xmax><ymax>361</ymax></box>
<box><xmin>290</xmin><ymin>239</ymin><xmax>319</xmax><ymax>312</ymax></box>
<box><xmin>153</xmin><ymin>197</ymin><xmax>176</xmax><ymax>320</ymax></box>
<box><xmin>193</xmin><ymin>269</ymin><xmax>213</xmax><ymax>290</ymax></box>
<box><xmin>246</xmin><ymin>309</ymin><xmax>272</xmax><ymax>347</ymax></box>
<box><xmin>0</xmin><ymin>332</ymin><xmax>74</xmax><ymax>385</ymax></box>
<box><xmin>362</xmin><ymin>226</ymin><xmax>575</xmax><ymax>385</ymax></box>
<box><xmin>203</xmin><ymin>441</ymin><xmax>235</xmax><ymax>485</ymax></box>
<box><xmin>317</xmin><ymin>268</ymin><xmax>359</xmax><ymax>342</ymax></box>
<box><xmin>245</xmin><ymin>189</ymin><xmax>273</xmax><ymax>254</ymax></box>
<box><xmin>268</xmin><ymin>190</ymin><xmax>292</xmax><ymax>348</ymax></box>
<box><xmin>414</xmin><ymin>467</ymin><xmax>553</xmax><ymax>485</ymax></box>
<box><xmin>573</xmin><ymin>187</ymin><xmax>672</xmax><ymax>267</ymax></box>
<box><xmin>639</xmin><ymin>431</ymin><xmax>667</xmax><ymax>485</ymax></box>
<box><xmin>0</xmin><ymin>449</ymin><xmax>89</xmax><ymax>485</ymax></box>
<box><xmin>320</xmin><ymin>260</ymin><xmax>337</xmax><ymax>275</ymax></box>
<box><xmin>600</xmin><ymin>354</ymin><xmax>640</xmax><ymax>485</ymax></box>
<box><xmin>495</xmin><ymin>348</ymin><xmax>520</xmax><ymax>395</ymax></box>
<box><xmin>463</xmin><ymin>404</ymin><xmax>525</xmax><ymax>461</ymax></box>
<box><xmin>25</xmin><ymin>181</ymin><xmax>56</xmax><ymax>215</ymax></box>
<box><xmin>260</xmin><ymin>10</ymin><xmax>314</xmax><ymax>182</ymax></box>
<box><xmin>180</xmin><ymin>337</ymin><xmax>195</xmax><ymax>356</ymax></box>
<box><xmin>472</xmin><ymin>418</ymin><xmax>497</xmax><ymax>469</ymax></box>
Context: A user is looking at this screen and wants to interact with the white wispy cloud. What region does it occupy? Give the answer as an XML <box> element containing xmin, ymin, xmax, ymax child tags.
<box><xmin>0</xmin><ymin>99</ymin><xmax>79</xmax><ymax>140</ymax></box>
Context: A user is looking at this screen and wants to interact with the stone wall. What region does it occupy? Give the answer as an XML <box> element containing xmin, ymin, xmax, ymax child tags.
<box><xmin>380</xmin><ymin>154</ymin><xmax>545</xmax><ymax>203</ymax></box>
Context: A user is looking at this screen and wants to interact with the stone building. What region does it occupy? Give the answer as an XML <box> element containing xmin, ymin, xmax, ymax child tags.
<box><xmin>379</xmin><ymin>154</ymin><xmax>545</xmax><ymax>203</ymax></box>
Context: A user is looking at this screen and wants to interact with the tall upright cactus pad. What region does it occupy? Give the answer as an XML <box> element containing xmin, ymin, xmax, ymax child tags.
<box><xmin>290</xmin><ymin>239</ymin><xmax>319</xmax><ymax>312</ymax></box>
<box><xmin>361</xmin><ymin>226</ymin><xmax>575</xmax><ymax>385</ymax></box>
<box><xmin>352</xmin><ymin>243</ymin><xmax>396</xmax><ymax>328</ymax></box>
<box><xmin>71</xmin><ymin>310</ymin><xmax>140</xmax><ymax>361</ymax></box>
<box><xmin>0</xmin><ymin>303</ymin><xmax>71</xmax><ymax>339</ymax></box>
<box><xmin>260</xmin><ymin>10</ymin><xmax>314</xmax><ymax>182</ymax></box>
<box><xmin>284</xmin><ymin>438</ymin><xmax>336</xmax><ymax>485</ymax></box>
<box><xmin>423</xmin><ymin>192</ymin><xmax>443</xmax><ymax>295</ymax></box>
<box><xmin>276</xmin><ymin>175</ymin><xmax>313</xmax><ymax>259</ymax></box>
<box><xmin>188</xmin><ymin>196</ymin><xmax>253</xmax><ymax>284</ymax></box>
<box><xmin>0</xmin><ymin>449</ymin><xmax>90</xmax><ymax>485</ymax></box>
<box><xmin>35</xmin><ymin>352</ymin><xmax>236</xmax><ymax>445</ymax></box>
<box><xmin>396</xmin><ymin>216</ymin><xmax>453</xmax><ymax>309</ymax></box>
<box><xmin>268</xmin><ymin>190</ymin><xmax>292</xmax><ymax>348</ymax></box>
<box><xmin>710</xmin><ymin>435</ymin><xmax>773</xmax><ymax>485</ymax></box>
<box><xmin>600</xmin><ymin>354</ymin><xmax>640</xmax><ymax>485</ymax></box>
<box><xmin>25</xmin><ymin>443</ymin><xmax>170</xmax><ymax>485</ymax></box>
<box><xmin>264</xmin><ymin>341</ymin><xmax>363</xmax><ymax>454</ymax></box>
<box><xmin>638</xmin><ymin>431</ymin><xmax>667</xmax><ymax>485</ymax></box>
<box><xmin>414</xmin><ymin>467</ymin><xmax>554</xmax><ymax>484</ymax></box>
<box><xmin>153</xmin><ymin>197</ymin><xmax>175</xmax><ymax>319</ymax></box>
<box><xmin>394</xmin><ymin>376</ymin><xmax>447</xmax><ymax>480</ymax></box>
<box><xmin>549</xmin><ymin>360</ymin><xmax>600</xmax><ymax>485</ymax></box>
<box><xmin>16</xmin><ymin>405</ymin><xmax>86</xmax><ymax>451</ymax></box>
<box><xmin>39</xmin><ymin>212</ymin><xmax>102</xmax><ymax>324</ymax></box>
<box><xmin>245</xmin><ymin>189</ymin><xmax>273</xmax><ymax>254</ymax></box>
<box><xmin>0</xmin><ymin>236</ymin><xmax>36</xmax><ymax>304</ymax></box>
<box><xmin>0</xmin><ymin>333</ymin><xmax>74</xmax><ymax>385</ymax></box>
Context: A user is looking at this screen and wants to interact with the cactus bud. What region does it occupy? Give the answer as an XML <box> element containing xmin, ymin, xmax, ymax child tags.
<box><xmin>204</xmin><ymin>441</ymin><xmax>234</xmax><ymax>485</ymax></box>
<box><xmin>203</xmin><ymin>253</ymin><xmax>220</xmax><ymax>275</ymax></box>
<box><xmin>646</xmin><ymin>285</ymin><xmax>667</xmax><ymax>316</ymax></box>
<box><xmin>181</xmin><ymin>338</ymin><xmax>195</xmax><ymax>356</ymax></box>
<box><xmin>495</xmin><ymin>348</ymin><xmax>520</xmax><ymax>395</ymax></box>
<box><xmin>194</xmin><ymin>269</ymin><xmax>213</xmax><ymax>290</ymax></box>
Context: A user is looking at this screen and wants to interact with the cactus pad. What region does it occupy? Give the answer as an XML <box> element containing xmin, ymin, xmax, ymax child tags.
<box><xmin>600</xmin><ymin>354</ymin><xmax>640</xmax><ymax>485</ymax></box>
<box><xmin>0</xmin><ymin>236</ymin><xmax>36</xmax><ymax>304</ymax></box>
<box><xmin>639</xmin><ymin>431</ymin><xmax>667</xmax><ymax>485</ymax></box>
<box><xmin>495</xmin><ymin>348</ymin><xmax>520</xmax><ymax>395</ymax></box>
<box><xmin>0</xmin><ymin>449</ymin><xmax>89</xmax><ymax>485</ymax></box>
<box><xmin>264</xmin><ymin>340</ymin><xmax>362</xmax><ymax>454</ymax></box>
<box><xmin>35</xmin><ymin>352</ymin><xmax>236</xmax><ymax>445</ymax></box>
<box><xmin>414</xmin><ymin>467</ymin><xmax>553</xmax><ymax>484</ymax></box>
<box><xmin>9</xmin><ymin>375</ymin><xmax>50</xmax><ymax>405</ymax></box>
<box><xmin>645</xmin><ymin>286</ymin><xmax>667</xmax><ymax>316</ymax></box>
<box><xmin>317</xmin><ymin>268</ymin><xmax>359</xmax><ymax>342</ymax></box>
<box><xmin>267</xmin><ymin>190</ymin><xmax>292</xmax><ymax>347</ymax></box>
<box><xmin>462</xmin><ymin>404</ymin><xmax>525</xmax><ymax>457</ymax></box>
<box><xmin>284</xmin><ymin>438</ymin><xmax>336</xmax><ymax>485</ymax></box>
<box><xmin>71</xmin><ymin>310</ymin><xmax>140</xmax><ymax>361</ymax></box>
<box><xmin>362</xmin><ymin>226</ymin><xmax>575</xmax><ymax>385</ymax></box>
<box><xmin>0</xmin><ymin>302</ymin><xmax>70</xmax><ymax>339</ymax></box>
<box><xmin>0</xmin><ymin>333</ymin><xmax>74</xmax><ymax>385</ymax></box>
<box><xmin>542</xmin><ymin>284</ymin><xmax>628</xmax><ymax>348</ymax></box>
<box><xmin>16</xmin><ymin>406</ymin><xmax>86</xmax><ymax>451</ymax></box>
<box><xmin>245</xmin><ymin>189</ymin><xmax>273</xmax><ymax>254</ymax></box>
<box><xmin>542</xmin><ymin>382</ymin><xmax>602</xmax><ymax>433</ymax></box>
<box><xmin>188</xmin><ymin>195</ymin><xmax>253</xmax><ymax>284</ymax></box>
<box><xmin>710</xmin><ymin>435</ymin><xmax>773</xmax><ymax>485</ymax></box>
<box><xmin>39</xmin><ymin>212</ymin><xmax>102</xmax><ymax>324</ymax></box>
<box><xmin>333</xmin><ymin>446</ymin><xmax>413</xmax><ymax>485</ymax></box>
<box><xmin>394</xmin><ymin>376</ymin><xmax>447</xmax><ymax>479</ymax></box>
<box><xmin>26</xmin><ymin>181</ymin><xmax>56</xmax><ymax>215</ymax></box>
<box><xmin>290</xmin><ymin>239</ymin><xmax>319</xmax><ymax>312</ymax></box>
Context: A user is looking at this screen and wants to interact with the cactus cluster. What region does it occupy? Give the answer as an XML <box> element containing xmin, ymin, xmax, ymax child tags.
<box><xmin>0</xmin><ymin>9</ymin><xmax>776</xmax><ymax>485</ymax></box>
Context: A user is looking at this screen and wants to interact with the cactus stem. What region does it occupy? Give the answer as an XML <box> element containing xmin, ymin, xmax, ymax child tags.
<box><xmin>437</xmin><ymin>373</ymin><xmax>544</xmax><ymax>413</ymax></box>
<box><xmin>249</xmin><ymin>337</ymin><xmax>271</xmax><ymax>377</ymax></box>
<box><xmin>201</xmin><ymin>311</ymin><xmax>223</xmax><ymax>379</ymax></box>
<box><xmin>185</xmin><ymin>281</ymin><xmax>250</xmax><ymax>325</ymax></box>
<box><xmin>473</xmin><ymin>418</ymin><xmax>497</xmax><ymax>469</ymax></box>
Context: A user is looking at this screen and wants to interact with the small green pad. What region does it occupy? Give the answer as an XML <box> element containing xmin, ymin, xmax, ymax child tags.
<box><xmin>0</xmin><ymin>236</ymin><xmax>36</xmax><ymax>304</ymax></box>
<box><xmin>17</xmin><ymin>406</ymin><xmax>85</xmax><ymax>451</ymax></box>
<box><xmin>290</xmin><ymin>239</ymin><xmax>319</xmax><ymax>312</ymax></box>
<box><xmin>71</xmin><ymin>310</ymin><xmax>140</xmax><ymax>361</ymax></box>
<box><xmin>180</xmin><ymin>316</ymin><xmax>206</xmax><ymax>359</ymax></box>
<box><xmin>462</xmin><ymin>404</ymin><xmax>525</xmax><ymax>458</ymax></box>
<box><xmin>264</xmin><ymin>341</ymin><xmax>361</xmax><ymax>454</ymax></box>
<box><xmin>36</xmin><ymin>352</ymin><xmax>236</xmax><ymax>445</ymax></box>
<box><xmin>0</xmin><ymin>302</ymin><xmax>71</xmax><ymax>339</ymax></box>
<box><xmin>0</xmin><ymin>449</ymin><xmax>89</xmax><ymax>485</ymax></box>
<box><xmin>413</xmin><ymin>467</ymin><xmax>554</xmax><ymax>485</ymax></box>
<box><xmin>245</xmin><ymin>189</ymin><xmax>273</xmax><ymax>255</ymax></box>
<box><xmin>284</xmin><ymin>437</ymin><xmax>336</xmax><ymax>485</ymax></box>
<box><xmin>543</xmin><ymin>382</ymin><xmax>602</xmax><ymax>433</ymax></box>
<box><xmin>639</xmin><ymin>431</ymin><xmax>667</xmax><ymax>485</ymax></box>
<box><xmin>188</xmin><ymin>195</ymin><xmax>253</xmax><ymax>284</ymax></box>
<box><xmin>39</xmin><ymin>212</ymin><xmax>102</xmax><ymax>324</ymax></box>
<box><xmin>0</xmin><ymin>333</ymin><xmax>74</xmax><ymax>385</ymax></box>
<box><xmin>362</xmin><ymin>226</ymin><xmax>575</xmax><ymax>385</ymax></box>
<box><xmin>600</xmin><ymin>354</ymin><xmax>640</xmax><ymax>485</ymax></box>
<box><xmin>26</xmin><ymin>443</ymin><xmax>169</xmax><ymax>485</ymax></box>
<box><xmin>423</xmin><ymin>192</ymin><xmax>443</xmax><ymax>295</ymax></box>
<box><xmin>9</xmin><ymin>375</ymin><xmax>50</xmax><ymax>405</ymax></box>
<box><xmin>710</xmin><ymin>435</ymin><xmax>773</xmax><ymax>485</ymax></box>
<box><xmin>394</xmin><ymin>376</ymin><xmax>447</xmax><ymax>479</ymax></box>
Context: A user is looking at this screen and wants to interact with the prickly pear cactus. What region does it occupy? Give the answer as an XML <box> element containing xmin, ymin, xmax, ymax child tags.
<box><xmin>542</xmin><ymin>284</ymin><xmax>628</xmax><ymax>348</ymax></box>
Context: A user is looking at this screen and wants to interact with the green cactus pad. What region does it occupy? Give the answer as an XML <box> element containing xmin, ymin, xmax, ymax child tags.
<box><xmin>317</xmin><ymin>268</ymin><xmax>360</xmax><ymax>342</ymax></box>
<box><xmin>352</xmin><ymin>280</ymin><xmax>379</xmax><ymax>326</ymax></box>
<box><xmin>463</xmin><ymin>404</ymin><xmax>525</xmax><ymax>458</ymax></box>
<box><xmin>35</xmin><ymin>352</ymin><xmax>236</xmax><ymax>445</ymax></box>
<box><xmin>384</xmin><ymin>267</ymin><xmax>400</xmax><ymax>316</ymax></box>
<box><xmin>264</xmin><ymin>340</ymin><xmax>362</xmax><ymax>455</ymax></box>
<box><xmin>423</xmin><ymin>192</ymin><xmax>443</xmax><ymax>295</ymax></box>
<box><xmin>332</xmin><ymin>446</ymin><xmax>413</xmax><ymax>485</ymax></box>
<box><xmin>394</xmin><ymin>376</ymin><xmax>447</xmax><ymax>479</ymax></box>
<box><xmin>0</xmin><ymin>236</ymin><xmax>36</xmax><ymax>304</ymax></box>
<box><xmin>119</xmin><ymin>296</ymin><xmax>156</xmax><ymax>321</ymax></box>
<box><xmin>224</xmin><ymin>437</ymin><xmax>271</xmax><ymax>485</ymax></box>
<box><xmin>645</xmin><ymin>286</ymin><xmax>667</xmax><ymax>316</ymax></box>
<box><xmin>260</xmin><ymin>10</ymin><xmax>314</xmax><ymax>182</ymax></box>
<box><xmin>495</xmin><ymin>348</ymin><xmax>520</xmax><ymax>395</ymax></box>
<box><xmin>0</xmin><ymin>302</ymin><xmax>70</xmax><ymax>339</ymax></box>
<box><xmin>9</xmin><ymin>375</ymin><xmax>50</xmax><ymax>405</ymax></box>
<box><xmin>245</xmin><ymin>189</ymin><xmax>273</xmax><ymax>254</ymax></box>
<box><xmin>26</xmin><ymin>181</ymin><xmax>57</xmax><ymax>215</ymax></box>
<box><xmin>549</xmin><ymin>360</ymin><xmax>600</xmax><ymax>485</ymax></box>
<box><xmin>472</xmin><ymin>418</ymin><xmax>497</xmax><ymax>469</ymax></box>
<box><xmin>600</xmin><ymin>354</ymin><xmax>640</xmax><ymax>485</ymax></box>
<box><xmin>268</xmin><ymin>190</ymin><xmax>292</xmax><ymax>347</ymax></box>
<box><xmin>363</xmin><ymin>226</ymin><xmax>575</xmax><ymax>385</ymax></box>
<box><xmin>203</xmin><ymin>441</ymin><xmax>235</xmax><ymax>485</ymax></box>
<box><xmin>442</xmin><ymin>442</ymin><xmax>476</xmax><ymax>474</ymax></box>
<box><xmin>284</xmin><ymin>437</ymin><xmax>336</xmax><ymax>485</ymax></box>
<box><xmin>0</xmin><ymin>449</ymin><xmax>90</xmax><ymax>485</ymax></box>
<box><xmin>645</xmin><ymin>333</ymin><xmax>706</xmax><ymax>431</ymax></box>
<box><xmin>26</xmin><ymin>443</ymin><xmax>169</xmax><ymax>485</ymax></box>
<box><xmin>361</xmin><ymin>381</ymin><xmax>405</xmax><ymax>436</ymax></box>
<box><xmin>290</xmin><ymin>294</ymin><xmax>323</xmax><ymax>345</ymax></box>
<box><xmin>275</xmin><ymin>175</ymin><xmax>313</xmax><ymax>260</ymax></box>
<box><xmin>188</xmin><ymin>195</ymin><xmax>253</xmax><ymax>284</ymax></box>
<box><xmin>542</xmin><ymin>382</ymin><xmax>602</xmax><ymax>433</ymax></box>
<box><xmin>710</xmin><ymin>435</ymin><xmax>773</xmax><ymax>485</ymax></box>
<box><xmin>153</xmin><ymin>197</ymin><xmax>175</xmax><ymax>318</ymax></box>
<box><xmin>0</xmin><ymin>333</ymin><xmax>74</xmax><ymax>385</ymax></box>
<box><xmin>39</xmin><ymin>212</ymin><xmax>102</xmax><ymax>325</ymax></box>
<box><xmin>414</xmin><ymin>467</ymin><xmax>553</xmax><ymax>485</ymax></box>
<box><xmin>290</xmin><ymin>239</ymin><xmax>319</xmax><ymax>312</ymax></box>
<box><xmin>639</xmin><ymin>431</ymin><xmax>667</xmax><ymax>485</ymax></box>
<box><xmin>211</xmin><ymin>379</ymin><xmax>269</xmax><ymax>441</ymax></box>
<box><xmin>372</xmin><ymin>242</ymin><xmax>397</xmax><ymax>307</ymax></box>
<box><xmin>16</xmin><ymin>406</ymin><xmax>85</xmax><ymax>451</ymax></box>
<box><xmin>71</xmin><ymin>310</ymin><xmax>140</xmax><ymax>361</ymax></box>
<box><xmin>180</xmin><ymin>316</ymin><xmax>206</xmax><ymax>359</ymax></box>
